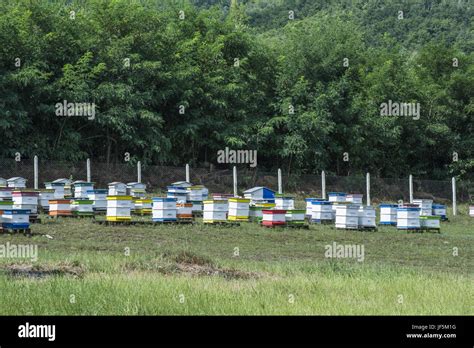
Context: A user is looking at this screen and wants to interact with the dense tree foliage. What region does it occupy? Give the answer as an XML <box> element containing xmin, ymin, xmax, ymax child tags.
<box><xmin>0</xmin><ymin>0</ymin><xmax>472</xmax><ymax>180</ymax></box>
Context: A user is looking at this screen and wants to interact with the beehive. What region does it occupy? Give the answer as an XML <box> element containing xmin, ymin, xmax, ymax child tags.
<box><xmin>335</xmin><ymin>204</ymin><xmax>359</xmax><ymax>229</ymax></box>
<box><xmin>108</xmin><ymin>182</ymin><xmax>127</xmax><ymax>196</ymax></box>
<box><xmin>274</xmin><ymin>195</ymin><xmax>294</xmax><ymax>210</ymax></box>
<box><xmin>106</xmin><ymin>196</ymin><xmax>132</xmax><ymax>221</ymax></box>
<box><xmin>49</xmin><ymin>199</ymin><xmax>72</xmax><ymax>216</ymax></box>
<box><xmin>0</xmin><ymin>188</ymin><xmax>13</xmax><ymax>200</ymax></box>
<box><xmin>203</xmin><ymin>200</ymin><xmax>228</xmax><ymax>223</ymax></box>
<box><xmin>379</xmin><ymin>204</ymin><xmax>398</xmax><ymax>225</ymax></box>
<box><xmin>87</xmin><ymin>189</ymin><xmax>108</xmax><ymax>211</ymax></box>
<box><xmin>12</xmin><ymin>191</ymin><xmax>39</xmax><ymax>215</ymax></box>
<box><xmin>38</xmin><ymin>190</ymin><xmax>55</xmax><ymax>211</ymax></box>
<box><xmin>0</xmin><ymin>200</ymin><xmax>13</xmax><ymax>211</ymax></box>
<box><xmin>420</xmin><ymin>216</ymin><xmax>440</xmax><ymax>229</ymax></box>
<box><xmin>127</xmin><ymin>182</ymin><xmax>147</xmax><ymax>199</ymax></box>
<box><xmin>134</xmin><ymin>199</ymin><xmax>152</xmax><ymax>215</ymax></box>
<box><xmin>228</xmin><ymin>198</ymin><xmax>250</xmax><ymax>222</ymax></box>
<box><xmin>346</xmin><ymin>193</ymin><xmax>363</xmax><ymax>204</ymax></box>
<box><xmin>285</xmin><ymin>209</ymin><xmax>305</xmax><ymax>225</ymax></box>
<box><xmin>397</xmin><ymin>206</ymin><xmax>421</xmax><ymax>230</ymax></box>
<box><xmin>167</xmin><ymin>186</ymin><xmax>187</xmax><ymax>203</ymax></box>
<box><xmin>305</xmin><ymin>198</ymin><xmax>323</xmax><ymax>218</ymax></box>
<box><xmin>152</xmin><ymin>197</ymin><xmax>177</xmax><ymax>222</ymax></box>
<box><xmin>73</xmin><ymin>181</ymin><xmax>94</xmax><ymax>199</ymax></box>
<box><xmin>358</xmin><ymin>206</ymin><xmax>376</xmax><ymax>228</ymax></box>
<box><xmin>0</xmin><ymin>177</ymin><xmax>7</xmax><ymax>187</ymax></box>
<box><xmin>412</xmin><ymin>199</ymin><xmax>433</xmax><ymax>216</ymax></box>
<box><xmin>432</xmin><ymin>204</ymin><xmax>447</xmax><ymax>221</ymax></box>
<box><xmin>212</xmin><ymin>193</ymin><xmax>234</xmax><ymax>201</ymax></box>
<box><xmin>2</xmin><ymin>209</ymin><xmax>30</xmax><ymax>229</ymax></box>
<box><xmin>71</xmin><ymin>199</ymin><xmax>94</xmax><ymax>216</ymax></box>
<box><xmin>44</xmin><ymin>182</ymin><xmax>65</xmax><ymax>199</ymax></box>
<box><xmin>176</xmin><ymin>202</ymin><xmax>193</xmax><ymax>219</ymax></box>
<box><xmin>249</xmin><ymin>202</ymin><xmax>275</xmax><ymax>221</ymax></box>
<box><xmin>328</xmin><ymin>192</ymin><xmax>347</xmax><ymax>203</ymax></box>
<box><xmin>7</xmin><ymin>177</ymin><xmax>27</xmax><ymax>189</ymax></box>
<box><xmin>262</xmin><ymin>209</ymin><xmax>286</xmax><ymax>226</ymax></box>
<box><xmin>311</xmin><ymin>201</ymin><xmax>333</xmax><ymax>223</ymax></box>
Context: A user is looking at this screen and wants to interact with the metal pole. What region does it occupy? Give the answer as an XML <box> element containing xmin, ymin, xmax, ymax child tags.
<box><xmin>137</xmin><ymin>161</ymin><xmax>142</xmax><ymax>183</ymax></box>
<box><xmin>34</xmin><ymin>155</ymin><xmax>38</xmax><ymax>189</ymax></box>
<box><xmin>366</xmin><ymin>172</ymin><xmax>371</xmax><ymax>206</ymax></box>
<box><xmin>233</xmin><ymin>166</ymin><xmax>238</xmax><ymax>197</ymax></box>
<box><xmin>321</xmin><ymin>170</ymin><xmax>326</xmax><ymax>199</ymax></box>
<box><xmin>278</xmin><ymin>168</ymin><xmax>282</xmax><ymax>194</ymax></box>
<box><xmin>409</xmin><ymin>174</ymin><xmax>413</xmax><ymax>203</ymax></box>
<box><xmin>452</xmin><ymin>177</ymin><xmax>456</xmax><ymax>216</ymax></box>
<box><xmin>186</xmin><ymin>164</ymin><xmax>190</xmax><ymax>183</ymax></box>
<box><xmin>87</xmin><ymin>158</ymin><xmax>91</xmax><ymax>182</ymax></box>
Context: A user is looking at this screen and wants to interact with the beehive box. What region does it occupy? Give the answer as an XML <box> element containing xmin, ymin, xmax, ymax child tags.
<box><xmin>0</xmin><ymin>200</ymin><xmax>13</xmax><ymax>212</ymax></box>
<box><xmin>397</xmin><ymin>207</ymin><xmax>421</xmax><ymax>230</ymax></box>
<box><xmin>358</xmin><ymin>206</ymin><xmax>376</xmax><ymax>228</ymax></box>
<box><xmin>203</xmin><ymin>200</ymin><xmax>228</xmax><ymax>223</ymax></box>
<box><xmin>335</xmin><ymin>204</ymin><xmax>359</xmax><ymax>229</ymax></box>
<box><xmin>379</xmin><ymin>204</ymin><xmax>398</xmax><ymax>225</ymax></box>
<box><xmin>420</xmin><ymin>216</ymin><xmax>440</xmax><ymax>229</ymax></box>
<box><xmin>134</xmin><ymin>199</ymin><xmax>152</xmax><ymax>215</ymax></box>
<box><xmin>432</xmin><ymin>204</ymin><xmax>447</xmax><ymax>221</ymax></box>
<box><xmin>106</xmin><ymin>196</ymin><xmax>132</xmax><ymax>221</ymax></box>
<box><xmin>346</xmin><ymin>193</ymin><xmax>363</xmax><ymax>204</ymax></box>
<box><xmin>71</xmin><ymin>199</ymin><xmax>94</xmax><ymax>216</ymax></box>
<box><xmin>127</xmin><ymin>182</ymin><xmax>147</xmax><ymax>199</ymax></box>
<box><xmin>108</xmin><ymin>182</ymin><xmax>127</xmax><ymax>196</ymax></box>
<box><xmin>305</xmin><ymin>198</ymin><xmax>324</xmax><ymax>217</ymax></box>
<box><xmin>0</xmin><ymin>178</ymin><xmax>7</xmax><ymax>187</ymax></box>
<box><xmin>249</xmin><ymin>203</ymin><xmax>275</xmax><ymax>221</ymax></box>
<box><xmin>412</xmin><ymin>199</ymin><xmax>433</xmax><ymax>216</ymax></box>
<box><xmin>2</xmin><ymin>209</ymin><xmax>30</xmax><ymax>229</ymax></box>
<box><xmin>87</xmin><ymin>189</ymin><xmax>107</xmax><ymax>211</ymax></box>
<box><xmin>228</xmin><ymin>198</ymin><xmax>250</xmax><ymax>222</ymax></box>
<box><xmin>0</xmin><ymin>188</ymin><xmax>13</xmax><ymax>200</ymax></box>
<box><xmin>39</xmin><ymin>190</ymin><xmax>55</xmax><ymax>210</ymax></box>
<box><xmin>311</xmin><ymin>201</ymin><xmax>333</xmax><ymax>223</ymax></box>
<box><xmin>45</xmin><ymin>182</ymin><xmax>66</xmax><ymax>199</ymax></box>
<box><xmin>12</xmin><ymin>191</ymin><xmax>39</xmax><ymax>214</ymax></box>
<box><xmin>285</xmin><ymin>209</ymin><xmax>306</xmax><ymax>225</ymax></box>
<box><xmin>275</xmin><ymin>195</ymin><xmax>295</xmax><ymax>210</ymax></box>
<box><xmin>176</xmin><ymin>202</ymin><xmax>193</xmax><ymax>219</ymax></box>
<box><xmin>49</xmin><ymin>199</ymin><xmax>72</xmax><ymax>216</ymax></box>
<box><xmin>262</xmin><ymin>209</ymin><xmax>286</xmax><ymax>226</ymax></box>
<box><xmin>212</xmin><ymin>193</ymin><xmax>234</xmax><ymax>201</ymax></box>
<box><xmin>167</xmin><ymin>186</ymin><xmax>188</xmax><ymax>203</ymax></box>
<box><xmin>152</xmin><ymin>197</ymin><xmax>177</xmax><ymax>222</ymax></box>
<box><xmin>73</xmin><ymin>181</ymin><xmax>94</xmax><ymax>199</ymax></box>
<box><xmin>7</xmin><ymin>177</ymin><xmax>27</xmax><ymax>189</ymax></box>
<box><xmin>328</xmin><ymin>192</ymin><xmax>347</xmax><ymax>203</ymax></box>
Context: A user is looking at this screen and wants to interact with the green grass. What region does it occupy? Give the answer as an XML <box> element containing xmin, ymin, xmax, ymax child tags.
<box><xmin>0</xmin><ymin>204</ymin><xmax>472</xmax><ymax>315</ymax></box>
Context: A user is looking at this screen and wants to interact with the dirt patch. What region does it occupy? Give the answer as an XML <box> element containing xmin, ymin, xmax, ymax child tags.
<box><xmin>1</xmin><ymin>262</ymin><xmax>85</xmax><ymax>279</ymax></box>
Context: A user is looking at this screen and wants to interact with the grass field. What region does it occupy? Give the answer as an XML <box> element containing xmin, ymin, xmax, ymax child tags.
<box><xmin>0</xmin><ymin>204</ymin><xmax>472</xmax><ymax>315</ymax></box>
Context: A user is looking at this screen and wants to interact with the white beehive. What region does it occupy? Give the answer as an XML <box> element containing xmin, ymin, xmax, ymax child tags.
<box><xmin>335</xmin><ymin>204</ymin><xmax>359</xmax><ymax>229</ymax></box>
<box><xmin>262</xmin><ymin>209</ymin><xmax>286</xmax><ymax>226</ymax></box>
<box><xmin>311</xmin><ymin>201</ymin><xmax>333</xmax><ymax>223</ymax></box>
<box><xmin>397</xmin><ymin>206</ymin><xmax>421</xmax><ymax>230</ymax></box>
<box><xmin>0</xmin><ymin>177</ymin><xmax>6</xmax><ymax>187</ymax></box>
<box><xmin>71</xmin><ymin>199</ymin><xmax>94</xmax><ymax>216</ymax></box>
<box><xmin>358</xmin><ymin>206</ymin><xmax>376</xmax><ymax>228</ymax></box>
<box><xmin>420</xmin><ymin>216</ymin><xmax>440</xmax><ymax>229</ymax></box>
<box><xmin>87</xmin><ymin>189</ymin><xmax>108</xmax><ymax>211</ymax></box>
<box><xmin>108</xmin><ymin>182</ymin><xmax>127</xmax><ymax>196</ymax></box>
<box><xmin>106</xmin><ymin>196</ymin><xmax>132</xmax><ymax>221</ymax></box>
<box><xmin>1</xmin><ymin>209</ymin><xmax>30</xmax><ymax>229</ymax></box>
<box><xmin>49</xmin><ymin>199</ymin><xmax>72</xmax><ymax>216</ymax></box>
<box><xmin>0</xmin><ymin>188</ymin><xmax>13</xmax><ymax>200</ymax></box>
<box><xmin>203</xmin><ymin>200</ymin><xmax>228</xmax><ymax>223</ymax></box>
<box><xmin>275</xmin><ymin>195</ymin><xmax>294</xmax><ymax>210</ymax></box>
<box><xmin>176</xmin><ymin>202</ymin><xmax>193</xmax><ymax>219</ymax></box>
<box><xmin>412</xmin><ymin>199</ymin><xmax>433</xmax><ymax>216</ymax></box>
<box><xmin>167</xmin><ymin>186</ymin><xmax>188</xmax><ymax>203</ymax></box>
<box><xmin>12</xmin><ymin>191</ymin><xmax>39</xmax><ymax>215</ymax></box>
<box><xmin>328</xmin><ymin>192</ymin><xmax>347</xmax><ymax>203</ymax></box>
<box><xmin>346</xmin><ymin>193</ymin><xmax>363</xmax><ymax>204</ymax></box>
<box><xmin>7</xmin><ymin>177</ymin><xmax>27</xmax><ymax>189</ymax></box>
<box><xmin>431</xmin><ymin>204</ymin><xmax>447</xmax><ymax>221</ymax></box>
<box><xmin>228</xmin><ymin>198</ymin><xmax>250</xmax><ymax>222</ymax></box>
<box><xmin>379</xmin><ymin>204</ymin><xmax>398</xmax><ymax>225</ymax></box>
<box><xmin>73</xmin><ymin>181</ymin><xmax>94</xmax><ymax>199</ymax></box>
<box><xmin>39</xmin><ymin>190</ymin><xmax>55</xmax><ymax>210</ymax></box>
<box><xmin>127</xmin><ymin>182</ymin><xmax>147</xmax><ymax>198</ymax></box>
<box><xmin>152</xmin><ymin>197</ymin><xmax>177</xmax><ymax>222</ymax></box>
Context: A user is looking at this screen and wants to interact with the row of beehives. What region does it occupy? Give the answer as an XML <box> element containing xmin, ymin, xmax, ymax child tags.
<box><xmin>305</xmin><ymin>194</ymin><xmax>447</xmax><ymax>230</ymax></box>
